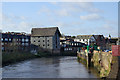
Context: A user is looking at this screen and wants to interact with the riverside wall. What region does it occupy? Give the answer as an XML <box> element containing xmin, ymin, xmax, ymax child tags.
<box><xmin>77</xmin><ymin>50</ymin><xmax>120</xmax><ymax>79</ymax></box>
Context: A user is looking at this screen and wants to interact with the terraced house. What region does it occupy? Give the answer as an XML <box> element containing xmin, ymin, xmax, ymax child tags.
<box><xmin>2</xmin><ymin>32</ymin><xmax>31</xmax><ymax>53</ymax></box>
<box><xmin>31</xmin><ymin>27</ymin><xmax>61</xmax><ymax>54</ymax></box>
<box><xmin>74</xmin><ymin>35</ymin><xmax>96</xmax><ymax>45</ymax></box>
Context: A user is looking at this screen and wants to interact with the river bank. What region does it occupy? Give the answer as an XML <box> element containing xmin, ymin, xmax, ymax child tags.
<box><xmin>2</xmin><ymin>52</ymin><xmax>36</xmax><ymax>66</ymax></box>
<box><xmin>2</xmin><ymin>52</ymin><xmax>77</xmax><ymax>66</ymax></box>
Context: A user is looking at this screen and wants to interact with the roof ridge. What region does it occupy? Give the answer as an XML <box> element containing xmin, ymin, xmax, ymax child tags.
<box><xmin>32</xmin><ymin>27</ymin><xmax>58</xmax><ymax>29</ymax></box>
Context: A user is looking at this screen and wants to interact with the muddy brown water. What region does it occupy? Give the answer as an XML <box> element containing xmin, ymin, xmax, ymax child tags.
<box><xmin>2</xmin><ymin>56</ymin><xmax>99</xmax><ymax>78</ymax></box>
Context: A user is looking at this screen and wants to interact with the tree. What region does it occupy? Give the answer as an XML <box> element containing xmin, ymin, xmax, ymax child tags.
<box><xmin>71</xmin><ymin>36</ymin><xmax>76</xmax><ymax>38</ymax></box>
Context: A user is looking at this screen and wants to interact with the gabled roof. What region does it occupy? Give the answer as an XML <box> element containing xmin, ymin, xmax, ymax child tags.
<box><xmin>76</xmin><ymin>35</ymin><xmax>93</xmax><ymax>39</ymax></box>
<box><xmin>31</xmin><ymin>27</ymin><xmax>61</xmax><ymax>37</ymax></box>
<box><xmin>93</xmin><ymin>35</ymin><xmax>99</xmax><ymax>40</ymax></box>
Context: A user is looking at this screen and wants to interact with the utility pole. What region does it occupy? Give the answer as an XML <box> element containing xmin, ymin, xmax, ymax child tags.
<box><xmin>118</xmin><ymin>37</ymin><xmax>120</xmax><ymax>45</ymax></box>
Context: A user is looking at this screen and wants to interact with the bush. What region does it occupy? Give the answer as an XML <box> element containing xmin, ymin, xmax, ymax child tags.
<box><xmin>36</xmin><ymin>52</ymin><xmax>52</xmax><ymax>57</ymax></box>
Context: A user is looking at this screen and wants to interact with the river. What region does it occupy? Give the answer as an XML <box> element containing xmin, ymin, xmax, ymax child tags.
<box><xmin>2</xmin><ymin>56</ymin><xmax>98</xmax><ymax>78</ymax></box>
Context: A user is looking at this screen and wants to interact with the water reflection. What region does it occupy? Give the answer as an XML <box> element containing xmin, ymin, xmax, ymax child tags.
<box><xmin>2</xmin><ymin>56</ymin><xmax>98</xmax><ymax>78</ymax></box>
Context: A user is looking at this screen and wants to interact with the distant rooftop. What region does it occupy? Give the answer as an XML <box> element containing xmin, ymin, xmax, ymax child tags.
<box><xmin>2</xmin><ymin>32</ymin><xmax>30</xmax><ymax>36</ymax></box>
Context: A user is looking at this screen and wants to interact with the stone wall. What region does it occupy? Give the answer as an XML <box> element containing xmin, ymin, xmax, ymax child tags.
<box><xmin>92</xmin><ymin>51</ymin><xmax>112</xmax><ymax>78</ymax></box>
<box><xmin>77</xmin><ymin>50</ymin><xmax>113</xmax><ymax>78</ymax></box>
<box><xmin>107</xmin><ymin>56</ymin><xmax>120</xmax><ymax>79</ymax></box>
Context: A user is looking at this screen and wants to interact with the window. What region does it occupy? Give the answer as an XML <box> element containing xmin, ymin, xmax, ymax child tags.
<box><xmin>1</xmin><ymin>38</ymin><xmax>3</xmax><ymax>41</ymax></box>
<box><xmin>22</xmin><ymin>39</ymin><xmax>24</xmax><ymax>42</ymax></box>
<box><xmin>69</xmin><ymin>48</ymin><xmax>71</xmax><ymax>50</ymax></box>
<box><xmin>5</xmin><ymin>38</ymin><xmax>8</xmax><ymax>41</ymax></box>
<box><xmin>72</xmin><ymin>43</ymin><xmax>73</xmax><ymax>45</ymax></box>
<box><xmin>83</xmin><ymin>39</ymin><xmax>84</xmax><ymax>41</ymax></box>
<box><xmin>34</xmin><ymin>40</ymin><xmax>35</xmax><ymax>42</ymax></box>
<box><xmin>43</xmin><ymin>40</ymin><xmax>44</xmax><ymax>42</ymax></box>
<box><xmin>38</xmin><ymin>40</ymin><xmax>40</xmax><ymax>42</ymax></box>
<box><xmin>75</xmin><ymin>43</ymin><xmax>76</xmax><ymax>46</ymax></box>
<box><xmin>48</xmin><ymin>44</ymin><xmax>49</xmax><ymax>46</ymax></box>
<box><xmin>26</xmin><ymin>39</ymin><xmax>29</xmax><ymax>42</ymax></box>
<box><xmin>22</xmin><ymin>43</ymin><xmax>24</xmax><ymax>46</ymax></box>
<box><xmin>66</xmin><ymin>48</ymin><xmax>68</xmax><ymax>50</ymax></box>
<box><xmin>48</xmin><ymin>40</ymin><xmax>49</xmax><ymax>42</ymax></box>
<box><xmin>43</xmin><ymin>44</ymin><xmax>45</xmax><ymax>46</ymax></box>
<box><xmin>2</xmin><ymin>43</ymin><xmax>4</xmax><ymax>45</ymax></box>
<box><xmin>9</xmin><ymin>38</ymin><xmax>11</xmax><ymax>41</ymax></box>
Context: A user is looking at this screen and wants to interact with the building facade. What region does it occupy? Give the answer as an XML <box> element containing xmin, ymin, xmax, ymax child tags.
<box><xmin>93</xmin><ymin>35</ymin><xmax>106</xmax><ymax>50</ymax></box>
<box><xmin>60</xmin><ymin>39</ymin><xmax>86</xmax><ymax>53</ymax></box>
<box><xmin>2</xmin><ymin>32</ymin><xmax>31</xmax><ymax>53</ymax></box>
<box><xmin>31</xmin><ymin>27</ymin><xmax>61</xmax><ymax>54</ymax></box>
<box><xmin>74</xmin><ymin>35</ymin><xmax>96</xmax><ymax>45</ymax></box>
<box><xmin>105</xmin><ymin>37</ymin><xmax>118</xmax><ymax>50</ymax></box>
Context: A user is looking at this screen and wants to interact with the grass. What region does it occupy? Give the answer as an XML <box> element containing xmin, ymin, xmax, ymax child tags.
<box><xmin>2</xmin><ymin>52</ymin><xmax>36</xmax><ymax>66</ymax></box>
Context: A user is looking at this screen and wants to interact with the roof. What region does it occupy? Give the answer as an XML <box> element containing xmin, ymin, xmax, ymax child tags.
<box><xmin>105</xmin><ymin>37</ymin><xmax>118</xmax><ymax>44</ymax></box>
<box><xmin>111</xmin><ymin>37</ymin><xmax>118</xmax><ymax>40</ymax></box>
<box><xmin>93</xmin><ymin>35</ymin><xmax>99</xmax><ymax>40</ymax></box>
<box><xmin>31</xmin><ymin>27</ymin><xmax>61</xmax><ymax>37</ymax></box>
<box><xmin>76</xmin><ymin>35</ymin><xmax>93</xmax><ymax>39</ymax></box>
<box><xmin>93</xmin><ymin>35</ymin><xmax>104</xmax><ymax>40</ymax></box>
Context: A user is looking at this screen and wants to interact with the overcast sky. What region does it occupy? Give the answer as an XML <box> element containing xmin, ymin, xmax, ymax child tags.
<box><xmin>1</xmin><ymin>2</ymin><xmax>118</xmax><ymax>37</ymax></box>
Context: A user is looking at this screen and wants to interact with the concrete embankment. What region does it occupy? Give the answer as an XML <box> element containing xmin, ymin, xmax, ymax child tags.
<box><xmin>77</xmin><ymin>50</ymin><xmax>120</xmax><ymax>79</ymax></box>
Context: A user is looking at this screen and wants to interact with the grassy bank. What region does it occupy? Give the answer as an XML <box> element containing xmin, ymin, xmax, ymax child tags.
<box><xmin>2</xmin><ymin>52</ymin><xmax>36</xmax><ymax>66</ymax></box>
<box><xmin>2</xmin><ymin>51</ymin><xmax>77</xmax><ymax>66</ymax></box>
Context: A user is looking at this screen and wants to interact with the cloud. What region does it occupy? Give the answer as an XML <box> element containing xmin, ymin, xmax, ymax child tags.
<box><xmin>80</xmin><ymin>13</ymin><xmax>102</xmax><ymax>21</ymax></box>
<box><xmin>56</xmin><ymin>9</ymin><xmax>70</xmax><ymax>16</ymax></box>
<box><xmin>37</xmin><ymin>6</ymin><xmax>52</xmax><ymax>16</ymax></box>
<box><xmin>2</xmin><ymin>14</ymin><xmax>34</xmax><ymax>33</ymax></box>
<box><xmin>38</xmin><ymin>2</ymin><xmax>102</xmax><ymax>17</ymax></box>
<box><xmin>94</xmin><ymin>20</ymin><xmax>118</xmax><ymax>37</ymax></box>
<box><xmin>10</xmin><ymin>14</ymin><xmax>27</xmax><ymax>20</ymax></box>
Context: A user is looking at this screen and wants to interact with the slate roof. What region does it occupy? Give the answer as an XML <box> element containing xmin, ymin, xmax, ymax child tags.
<box><xmin>76</xmin><ymin>35</ymin><xmax>93</xmax><ymax>39</ymax></box>
<box><xmin>31</xmin><ymin>27</ymin><xmax>61</xmax><ymax>37</ymax></box>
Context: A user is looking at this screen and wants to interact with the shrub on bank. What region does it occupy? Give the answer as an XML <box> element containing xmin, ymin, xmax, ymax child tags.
<box><xmin>36</xmin><ymin>51</ymin><xmax>52</xmax><ymax>57</ymax></box>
